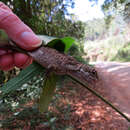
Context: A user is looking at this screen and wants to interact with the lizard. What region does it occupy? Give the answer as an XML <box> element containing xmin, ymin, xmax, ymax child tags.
<box><xmin>28</xmin><ymin>46</ymin><xmax>98</xmax><ymax>85</ymax></box>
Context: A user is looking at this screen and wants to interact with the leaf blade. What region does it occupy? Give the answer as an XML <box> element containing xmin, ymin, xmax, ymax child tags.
<box><xmin>38</xmin><ymin>72</ymin><xmax>57</xmax><ymax>113</ymax></box>
<box><xmin>61</xmin><ymin>37</ymin><xmax>75</xmax><ymax>53</ymax></box>
<box><xmin>0</xmin><ymin>62</ymin><xmax>44</xmax><ymax>96</ymax></box>
<box><xmin>39</xmin><ymin>35</ymin><xmax>75</xmax><ymax>53</ymax></box>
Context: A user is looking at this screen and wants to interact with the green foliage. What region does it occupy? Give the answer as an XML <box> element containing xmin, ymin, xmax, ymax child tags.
<box><xmin>89</xmin><ymin>0</ymin><xmax>130</xmax><ymax>27</ymax></box>
<box><xmin>0</xmin><ymin>62</ymin><xmax>43</xmax><ymax>97</ymax></box>
<box><xmin>112</xmin><ymin>42</ymin><xmax>130</xmax><ymax>62</ymax></box>
<box><xmin>124</xmin><ymin>2</ymin><xmax>130</xmax><ymax>23</ymax></box>
<box><xmin>102</xmin><ymin>0</ymin><xmax>130</xmax><ymax>24</ymax></box>
<box><xmin>84</xmin><ymin>34</ymin><xmax>126</xmax><ymax>62</ymax></box>
<box><xmin>1</xmin><ymin>0</ymin><xmax>85</xmax><ymax>39</ymax></box>
<box><xmin>0</xmin><ymin>107</ymin><xmax>43</xmax><ymax>129</ymax></box>
<box><xmin>85</xmin><ymin>19</ymin><xmax>106</xmax><ymax>41</ymax></box>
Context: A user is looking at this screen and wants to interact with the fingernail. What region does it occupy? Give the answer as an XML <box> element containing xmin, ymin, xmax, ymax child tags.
<box><xmin>20</xmin><ymin>31</ymin><xmax>42</xmax><ymax>48</ymax></box>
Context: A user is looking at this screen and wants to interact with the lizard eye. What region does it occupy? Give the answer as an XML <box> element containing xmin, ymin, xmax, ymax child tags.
<box><xmin>92</xmin><ymin>70</ymin><xmax>96</xmax><ymax>75</ymax></box>
<box><xmin>92</xmin><ymin>70</ymin><xmax>98</xmax><ymax>78</ymax></box>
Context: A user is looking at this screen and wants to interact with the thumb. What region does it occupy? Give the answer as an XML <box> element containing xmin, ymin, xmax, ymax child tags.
<box><xmin>0</xmin><ymin>2</ymin><xmax>42</xmax><ymax>50</ymax></box>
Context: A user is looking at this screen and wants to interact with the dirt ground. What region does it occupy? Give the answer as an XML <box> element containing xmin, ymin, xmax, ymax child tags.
<box><xmin>95</xmin><ymin>62</ymin><xmax>130</xmax><ymax>116</ymax></box>
<box><xmin>52</xmin><ymin>62</ymin><xmax>130</xmax><ymax>130</ymax></box>
<box><xmin>1</xmin><ymin>62</ymin><xmax>130</xmax><ymax>129</ymax></box>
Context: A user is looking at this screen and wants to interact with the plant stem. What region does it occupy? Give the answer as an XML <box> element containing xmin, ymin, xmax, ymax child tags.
<box><xmin>68</xmin><ymin>75</ymin><xmax>130</xmax><ymax>122</ymax></box>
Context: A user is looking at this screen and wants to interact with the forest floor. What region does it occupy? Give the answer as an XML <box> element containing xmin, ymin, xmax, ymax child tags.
<box><xmin>37</xmin><ymin>62</ymin><xmax>130</xmax><ymax>129</ymax></box>
<box><xmin>1</xmin><ymin>62</ymin><xmax>130</xmax><ymax>130</ymax></box>
<box><xmin>52</xmin><ymin>62</ymin><xmax>130</xmax><ymax>130</ymax></box>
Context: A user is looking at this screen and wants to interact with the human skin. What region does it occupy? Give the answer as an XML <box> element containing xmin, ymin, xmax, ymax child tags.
<box><xmin>0</xmin><ymin>2</ymin><xmax>42</xmax><ymax>71</ymax></box>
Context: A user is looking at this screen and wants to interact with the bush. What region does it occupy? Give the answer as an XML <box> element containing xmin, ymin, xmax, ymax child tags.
<box><xmin>112</xmin><ymin>42</ymin><xmax>130</xmax><ymax>62</ymax></box>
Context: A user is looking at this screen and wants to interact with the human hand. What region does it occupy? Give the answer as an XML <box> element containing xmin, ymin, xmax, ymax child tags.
<box><xmin>0</xmin><ymin>2</ymin><xmax>42</xmax><ymax>71</ymax></box>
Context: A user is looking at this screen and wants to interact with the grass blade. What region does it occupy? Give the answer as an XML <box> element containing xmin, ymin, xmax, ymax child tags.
<box><xmin>0</xmin><ymin>62</ymin><xmax>44</xmax><ymax>96</ymax></box>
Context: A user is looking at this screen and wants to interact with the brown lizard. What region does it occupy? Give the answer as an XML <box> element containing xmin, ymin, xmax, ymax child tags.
<box><xmin>28</xmin><ymin>46</ymin><xmax>98</xmax><ymax>85</ymax></box>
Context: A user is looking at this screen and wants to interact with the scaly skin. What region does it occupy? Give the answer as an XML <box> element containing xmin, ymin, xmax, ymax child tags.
<box><xmin>29</xmin><ymin>46</ymin><xmax>98</xmax><ymax>85</ymax></box>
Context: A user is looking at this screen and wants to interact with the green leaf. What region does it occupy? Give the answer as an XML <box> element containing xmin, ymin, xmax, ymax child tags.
<box><xmin>38</xmin><ymin>72</ymin><xmax>57</xmax><ymax>113</ymax></box>
<box><xmin>46</xmin><ymin>39</ymin><xmax>65</xmax><ymax>52</ymax></box>
<box><xmin>38</xmin><ymin>35</ymin><xmax>75</xmax><ymax>53</ymax></box>
<box><xmin>0</xmin><ymin>62</ymin><xmax>44</xmax><ymax>97</ymax></box>
<box><xmin>37</xmin><ymin>35</ymin><xmax>56</xmax><ymax>45</ymax></box>
<box><xmin>61</xmin><ymin>37</ymin><xmax>75</xmax><ymax>53</ymax></box>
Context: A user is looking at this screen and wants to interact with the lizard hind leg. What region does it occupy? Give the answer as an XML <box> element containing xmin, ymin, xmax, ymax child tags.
<box><xmin>44</xmin><ymin>65</ymin><xmax>55</xmax><ymax>78</ymax></box>
<box><xmin>43</xmin><ymin>69</ymin><xmax>52</xmax><ymax>79</ymax></box>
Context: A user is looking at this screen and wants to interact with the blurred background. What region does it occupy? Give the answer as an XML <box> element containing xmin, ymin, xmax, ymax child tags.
<box><xmin>0</xmin><ymin>0</ymin><xmax>130</xmax><ymax>129</ymax></box>
<box><xmin>1</xmin><ymin>0</ymin><xmax>130</xmax><ymax>63</ymax></box>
